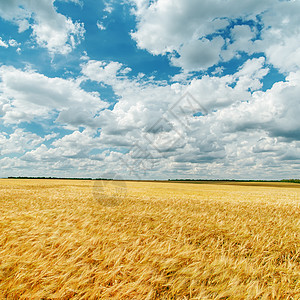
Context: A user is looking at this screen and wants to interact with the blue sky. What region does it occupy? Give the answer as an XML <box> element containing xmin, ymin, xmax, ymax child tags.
<box><xmin>0</xmin><ymin>0</ymin><xmax>299</xmax><ymax>179</ymax></box>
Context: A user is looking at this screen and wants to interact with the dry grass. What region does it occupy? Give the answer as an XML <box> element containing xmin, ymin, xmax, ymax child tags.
<box><xmin>0</xmin><ymin>179</ymin><xmax>299</xmax><ymax>299</ymax></box>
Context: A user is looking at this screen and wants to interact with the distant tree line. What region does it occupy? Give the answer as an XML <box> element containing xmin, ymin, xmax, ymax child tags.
<box><xmin>6</xmin><ymin>177</ymin><xmax>300</xmax><ymax>183</ymax></box>
<box><xmin>280</xmin><ymin>179</ymin><xmax>300</xmax><ymax>183</ymax></box>
<box><xmin>168</xmin><ymin>179</ymin><xmax>300</xmax><ymax>183</ymax></box>
<box><xmin>7</xmin><ymin>176</ymin><xmax>118</xmax><ymax>180</ymax></box>
<box><xmin>7</xmin><ymin>176</ymin><xmax>93</xmax><ymax>180</ymax></box>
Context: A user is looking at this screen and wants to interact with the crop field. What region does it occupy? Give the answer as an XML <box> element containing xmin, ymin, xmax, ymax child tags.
<box><xmin>0</xmin><ymin>179</ymin><xmax>299</xmax><ymax>299</ymax></box>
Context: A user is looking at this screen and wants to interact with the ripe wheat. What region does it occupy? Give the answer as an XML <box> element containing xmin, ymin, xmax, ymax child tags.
<box><xmin>0</xmin><ymin>179</ymin><xmax>299</xmax><ymax>299</ymax></box>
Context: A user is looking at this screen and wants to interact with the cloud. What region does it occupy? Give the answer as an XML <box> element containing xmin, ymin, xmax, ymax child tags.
<box><xmin>212</xmin><ymin>70</ymin><xmax>300</xmax><ymax>141</ymax></box>
<box><xmin>171</xmin><ymin>37</ymin><xmax>224</xmax><ymax>71</ymax></box>
<box><xmin>1</xmin><ymin>54</ymin><xmax>297</xmax><ymax>179</ymax></box>
<box><xmin>78</xmin><ymin>57</ymin><xmax>300</xmax><ymax>178</ymax></box>
<box><xmin>1</xmin><ymin>0</ymin><xmax>299</xmax><ymax>179</ymax></box>
<box><xmin>0</xmin><ymin>37</ymin><xmax>8</xmax><ymax>48</ymax></box>
<box><xmin>130</xmin><ymin>0</ymin><xmax>300</xmax><ymax>75</ymax></box>
<box><xmin>8</xmin><ymin>39</ymin><xmax>20</xmax><ymax>47</ymax></box>
<box><xmin>103</xmin><ymin>1</ymin><xmax>114</xmax><ymax>14</ymax></box>
<box><xmin>130</xmin><ymin>1</ymin><xmax>268</xmax><ymax>52</ymax></box>
<box><xmin>81</xmin><ymin>60</ymin><xmax>125</xmax><ymax>85</ymax></box>
<box><xmin>0</xmin><ymin>129</ymin><xmax>44</xmax><ymax>155</ymax></box>
<box><xmin>0</xmin><ymin>0</ymin><xmax>85</xmax><ymax>54</ymax></box>
<box><xmin>58</xmin><ymin>0</ymin><xmax>83</xmax><ymax>5</ymax></box>
<box><xmin>81</xmin><ymin>58</ymin><xmax>270</xmax><ymax>136</ymax></box>
<box><xmin>20</xmin><ymin>129</ymin><xmax>107</xmax><ymax>169</ymax></box>
<box><xmin>0</xmin><ymin>65</ymin><xmax>107</xmax><ymax>126</ymax></box>
<box><xmin>257</xmin><ymin>0</ymin><xmax>300</xmax><ymax>73</ymax></box>
<box><xmin>221</xmin><ymin>25</ymin><xmax>257</xmax><ymax>62</ymax></box>
<box><xmin>96</xmin><ymin>21</ymin><xmax>106</xmax><ymax>31</ymax></box>
<box><xmin>0</xmin><ymin>37</ymin><xmax>21</xmax><ymax>53</ymax></box>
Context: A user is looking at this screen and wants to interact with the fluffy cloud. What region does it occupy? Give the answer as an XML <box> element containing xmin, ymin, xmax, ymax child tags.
<box><xmin>221</xmin><ymin>25</ymin><xmax>257</xmax><ymax>62</ymax></box>
<box><xmin>0</xmin><ymin>37</ymin><xmax>8</xmax><ymax>48</ymax></box>
<box><xmin>211</xmin><ymin>70</ymin><xmax>300</xmax><ymax>141</ymax></box>
<box><xmin>0</xmin><ymin>0</ymin><xmax>85</xmax><ymax>54</ymax></box>
<box><xmin>22</xmin><ymin>129</ymin><xmax>100</xmax><ymax>162</ymax></box>
<box><xmin>171</xmin><ymin>37</ymin><xmax>224</xmax><ymax>71</ymax></box>
<box><xmin>130</xmin><ymin>0</ymin><xmax>271</xmax><ymax>55</ymax></box>
<box><xmin>1</xmin><ymin>0</ymin><xmax>299</xmax><ymax>179</ymax></box>
<box><xmin>130</xmin><ymin>0</ymin><xmax>300</xmax><ymax>73</ymax></box>
<box><xmin>1</xmin><ymin>55</ymin><xmax>298</xmax><ymax>179</ymax></box>
<box><xmin>76</xmin><ymin>57</ymin><xmax>299</xmax><ymax>179</ymax></box>
<box><xmin>96</xmin><ymin>21</ymin><xmax>106</xmax><ymax>31</ymax></box>
<box><xmin>81</xmin><ymin>60</ymin><xmax>125</xmax><ymax>85</ymax></box>
<box><xmin>257</xmin><ymin>0</ymin><xmax>300</xmax><ymax>73</ymax></box>
<box><xmin>0</xmin><ymin>37</ymin><xmax>21</xmax><ymax>54</ymax></box>
<box><xmin>0</xmin><ymin>65</ymin><xmax>107</xmax><ymax>126</ymax></box>
<box><xmin>0</xmin><ymin>129</ymin><xmax>44</xmax><ymax>155</ymax></box>
<box><xmin>8</xmin><ymin>39</ymin><xmax>20</xmax><ymax>47</ymax></box>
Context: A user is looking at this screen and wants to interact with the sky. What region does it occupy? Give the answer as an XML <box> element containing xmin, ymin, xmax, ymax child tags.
<box><xmin>0</xmin><ymin>0</ymin><xmax>299</xmax><ymax>180</ymax></box>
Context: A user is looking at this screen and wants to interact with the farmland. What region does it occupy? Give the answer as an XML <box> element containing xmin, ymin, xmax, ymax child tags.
<box><xmin>0</xmin><ymin>179</ymin><xmax>299</xmax><ymax>299</ymax></box>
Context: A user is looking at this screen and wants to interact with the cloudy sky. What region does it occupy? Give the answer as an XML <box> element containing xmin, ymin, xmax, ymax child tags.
<box><xmin>0</xmin><ymin>0</ymin><xmax>299</xmax><ymax>180</ymax></box>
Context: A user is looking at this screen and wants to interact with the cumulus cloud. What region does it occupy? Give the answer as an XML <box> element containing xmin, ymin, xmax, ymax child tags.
<box><xmin>171</xmin><ymin>37</ymin><xmax>224</xmax><ymax>71</ymax></box>
<box><xmin>0</xmin><ymin>65</ymin><xmax>107</xmax><ymax>126</ymax></box>
<box><xmin>1</xmin><ymin>0</ymin><xmax>299</xmax><ymax>179</ymax></box>
<box><xmin>221</xmin><ymin>25</ymin><xmax>257</xmax><ymax>62</ymax></box>
<box><xmin>0</xmin><ymin>37</ymin><xmax>8</xmax><ymax>48</ymax></box>
<box><xmin>0</xmin><ymin>0</ymin><xmax>85</xmax><ymax>54</ymax></box>
<box><xmin>130</xmin><ymin>0</ymin><xmax>230</xmax><ymax>56</ymax></box>
<box><xmin>81</xmin><ymin>60</ymin><xmax>125</xmax><ymax>85</ymax></box>
<box><xmin>8</xmin><ymin>39</ymin><xmax>20</xmax><ymax>47</ymax></box>
<box><xmin>96</xmin><ymin>21</ymin><xmax>106</xmax><ymax>31</ymax></box>
<box><xmin>0</xmin><ymin>37</ymin><xmax>21</xmax><ymax>53</ymax></box>
<box><xmin>78</xmin><ymin>57</ymin><xmax>300</xmax><ymax>178</ymax></box>
<box><xmin>0</xmin><ymin>129</ymin><xmax>44</xmax><ymax>155</ymax></box>
<box><xmin>78</xmin><ymin>58</ymin><xmax>283</xmax><ymax>175</ymax></box>
<box><xmin>103</xmin><ymin>1</ymin><xmax>114</xmax><ymax>14</ymax></box>
<box><xmin>1</xmin><ymin>54</ymin><xmax>298</xmax><ymax>179</ymax></box>
<box><xmin>212</xmin><ymin>70</ymin><xmax>300</xmax><ymax>141</ymax></box>
<box><xmin>130</xmin><ymin>0</ymin><xmax>300</xmax><ymax>74</ymax></box>
<box><xmin>22</xmin><ymin>129</ymin><xmax>101</xmax><ymax>162</ymax></box>
<box><xmin>257</xmin><ymin>0</ymin><xmax>300</xmax><ymax>73</ymax></box>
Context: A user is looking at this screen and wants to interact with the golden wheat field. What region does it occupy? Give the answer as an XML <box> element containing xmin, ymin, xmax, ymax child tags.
<box><xmin>0</xmin><ymin>179</ymin><xmax>299</xmax><ymax>299</ymax></box>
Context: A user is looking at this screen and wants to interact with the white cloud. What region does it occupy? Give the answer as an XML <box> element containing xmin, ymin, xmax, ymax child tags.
<box><xmin>171</xmin><ymin>37</ymin><xmax>224</xmax><ymax>71</ymax></box>
<box><xmin>78</xmin><ymin>57</ymin><xmax>300</xmax><ymax>178</ymax></box>
<box><xmin>8</xmin><ymin>39</ymin><xmax>20</xmax><ymax>47</ymax></box>
<box><xmin>0</xmin><ymin>37</ymin><xmax>21</xmax><ymax>52</ymax></box>
<box><xmin>221</xmin><ymin>25</ymin><xmax>257</xmax><ymax>62</ymax></box>
<box><xmin>213</xmin><ymin>70</ymin><xmax>300</xmax><ymax>141</ymax></box>
<box><xmin>21</xmin><ymin>129</ymin><xmax>104</xmax><ymax>164</ymax></box>
<box><xmin>103</xmin><ymin>1</ymin><xmax>114</xmax><ymax>14</ymax></box>
<box><xmin>0</xmin><ymin>37</ymin><xmax>8</xmax><ymax>48</ymax></box>
<box><xmin>80</xmin><ymin>51</ymin><xmax>89</xmax><ymax>61</ymax></box>
<box><xmin>96</xmin><ymin>21</ymin><xmax>106</xmax><ymax>31</ymax></box>
<box><xmin>1</xmin><ymin>0</ymin><xmax>299</xmax><ymax>179</ymax></box>
<box><xmin>211</xmin><ymin>67</ymin><xmax>224</xmax><ymax>76</ymax></box>
<box><xmin>257</xmin><ymin>0</ymin><xmax>300</xmax><ymax>73</ymax></box>
<box><xmin>81</xmin><ymin>60</ymin><xmax>127</xmax><ymax>85</ymax></box>
<box><xmin>130</xmin><ymin>0</ymin><xmax>300</xmax><ymax>75</ymax></box>
<box><xmin>1</xmin><ymin>55</ymin><xmax>298</xmax><ymax>179</ymax></box>
<box><xmin>235</xmin><ymin>57</ymin><xmax>268</xmax><ymax>79</ymax></box>
<box><xmin>44</xmin><ymin>132</ymin><xmax>59</xmax><ymax>141</ymax></box>
<box><xmin>0</xmin><ymin>65</ymin><xmax>107</xmax><ymax>126</ymax></box>
<box><xmin>130</xmin><ymin>0</ymin><xmax>271</xmax><ymax>53</ymax></box>
<box><xmin>0</xmin><ymin>0</ymin><xmax>85</xmax><ymax>55</ymax></box>
<box><xmin>0</xmin><ymin>129</ymin><xmax>44</xmax><ymax>155</ymax></box>
<box><xmin>57</xmin><ymin>0</ymin><xmax>83</xmax><ymax>5</ymax></box>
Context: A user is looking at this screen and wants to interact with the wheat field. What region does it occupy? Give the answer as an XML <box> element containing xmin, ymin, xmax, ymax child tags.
<box><xmin>0</xmin><ymin>179</ymin><xmax>299</xmax><ymax>299</ymax></box>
